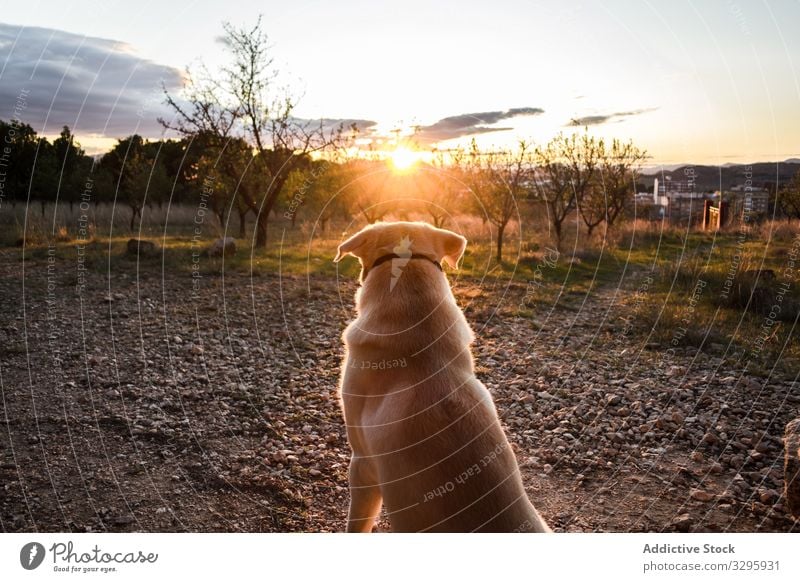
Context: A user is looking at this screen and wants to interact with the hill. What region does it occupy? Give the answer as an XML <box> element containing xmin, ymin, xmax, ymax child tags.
<box><xmin>640</xmin><ymin>160</ymin><xmax>800</xmax><ymax>192</ymax></box>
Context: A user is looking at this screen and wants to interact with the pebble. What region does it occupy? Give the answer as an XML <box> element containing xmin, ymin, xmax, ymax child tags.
<box><xmin>690</xmin><ymin>489</ymin><xmax>715</xmax><ymax>502</ymax></box>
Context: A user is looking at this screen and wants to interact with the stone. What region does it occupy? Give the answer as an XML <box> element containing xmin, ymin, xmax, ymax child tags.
<box><xmin>126</xmin><ymin>238</ymin><xmax>159</xmax><ymax>257</ymax></box>
<box><xmin>207</xmin><ymin>237</ymin><xmax>237</xmax><ymax>258</ymax></box>
<box><xmin>784</xmin><ymin>419</ymin><xmax>800</xmax><ymax>518</ymax></box>
<box><xmin>759</xmin><ymin>488</ymin><xmax>780</xmax><ymax>505</ymax></box>
<box><xmin>671</xmin><ymin>513</ymin><xmax>693</xmax><ymax>532</ymax></box>
<box><xmin>689</xmin><ymin>489</ymin><xmax>714</xmax><ymax>502</ymax></box>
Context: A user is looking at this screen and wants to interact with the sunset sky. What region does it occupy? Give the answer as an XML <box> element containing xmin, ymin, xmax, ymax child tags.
<box><xmin>2</xmin><ymin>0</ymin><xmax>799</xmax><ymax>164</ymax></box>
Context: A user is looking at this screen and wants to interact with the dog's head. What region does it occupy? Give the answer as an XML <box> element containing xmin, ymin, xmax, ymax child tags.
<box><xmin>334</xmin><ymin>222</ymin><xmax>467</xmax><ymax>278</ymax></box>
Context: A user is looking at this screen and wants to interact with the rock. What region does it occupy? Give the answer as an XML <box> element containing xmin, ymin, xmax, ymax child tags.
<box><xmin>759</xmin><ymin>488</ymin><xmax>780</xmax><ymax>505</ymax></box>
<box><xmin>667</xmin><ymin>366</ymin><xmax>683</xmax><ymax>377</ymax></box>
<box><xmin>671</xmin><ymin>513</ymin><xmax>693</xmax><ymax>532</ymax></box>
<box><xmin>689</xmin><ymin>488</ymin><xmax>714</xmax><ymax>502</ymax></box>
<box><xmin>784</xmin><ymin>419</ymin><xmax>800</xmax><ymax>518</ymax></box>
<box><xmin>728</xmin><ymin>454</ymin><xmax>745</xmax><ymax>469</ymax></box>
<box><xmin>126</xmin><ymin>238</ymin><xmax>159</xmax><ymax>257</ymax></box>
<box><xmin>690</xmin><ymin>451</ymin><xmax>703</xmax><ymax>462</ymax></box>
<box><xmin>111</xmin><ymin>515</ymin><xmax>134</xmax><ymax>526</ymax></box>
<box><xmin>207</xmin><ymin>237</ymin><xmax>237</xmax><ymax>258</ymax></box>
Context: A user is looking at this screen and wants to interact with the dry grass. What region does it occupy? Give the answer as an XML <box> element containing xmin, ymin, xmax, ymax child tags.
<box><xmin>0</xmin><ymin>202</ymin><xmax>223</xmax><ymax>246</ymax></box>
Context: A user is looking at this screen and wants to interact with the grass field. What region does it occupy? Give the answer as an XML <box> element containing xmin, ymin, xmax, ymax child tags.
<box><xmin>4</xmin><ymin>202</ymin><xmax>799</xmax><ymax>375</ymax></box>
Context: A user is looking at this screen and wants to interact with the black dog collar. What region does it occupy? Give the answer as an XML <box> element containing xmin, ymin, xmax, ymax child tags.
<box><xmin>364</xmin><ymin>253</ymin><xmax>442</xmax><ymax>280</ymax></box>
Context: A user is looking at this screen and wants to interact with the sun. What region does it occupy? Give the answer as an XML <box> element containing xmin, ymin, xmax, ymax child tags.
<box><xmin>389</xmin><ymin>147</ymin><xmax>419</xmax><ymax>172</ymax></box>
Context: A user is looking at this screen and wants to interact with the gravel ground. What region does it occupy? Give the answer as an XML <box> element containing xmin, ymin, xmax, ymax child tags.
<box><xmin>1</xmin><ymin>248</ymin><xmax>797</xmax><ymax>532</ymax></box>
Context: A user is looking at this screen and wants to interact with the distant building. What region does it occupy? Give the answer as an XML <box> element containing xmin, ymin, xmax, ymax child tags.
<box><xmin>650</xmin><ymin>178</ymin><xmax>715</xmax><ymax>224</ymax></box>
<box><xmin>653</xmin><ymin>178</ymin><xmax>710</xmax><ymax>202</ymax></box>
<box><xmin>714</xmin><ymin>187</ymin><xmax>769</xmax><ymax>216</ymax></box>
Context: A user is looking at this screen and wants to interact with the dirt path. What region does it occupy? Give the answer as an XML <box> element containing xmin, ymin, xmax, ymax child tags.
<box><xmin>0</xmin><ymin>249</ymin><xmax>796</xmax><ymax>532</ymax></box>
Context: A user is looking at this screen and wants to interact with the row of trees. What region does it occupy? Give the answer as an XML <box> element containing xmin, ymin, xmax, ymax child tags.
<box><xmin>457</xmin><ymin>134</ymin><xmax>647</xmax><ymax>259</ymax></box>
<box><xmin>8</xmin><ymin>117</ymin><xmax>800</xmax><ymax>260</ymax></box>
<box><xmin>0</xmin><ymin>122</ymin><xmax>95</xmax><ymax>213</ymax></box>
<box><xmin>5</xmin><ymin>16</ymin><xmax>800</xmax><ymax>260</ymax></box>
<box><xmin>0</xmin><ymin>116</ymin><xmax>646</xmax><ymax>260</ymax></box>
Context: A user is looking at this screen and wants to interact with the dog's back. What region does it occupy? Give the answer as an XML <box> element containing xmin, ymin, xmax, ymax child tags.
<box><xmin>341</xmin><ymin>257</ymin><xmax>550</xmax><ymax>532</ymax></box>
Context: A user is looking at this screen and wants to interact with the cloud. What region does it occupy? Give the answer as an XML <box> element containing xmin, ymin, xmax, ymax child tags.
<box><xmin>0</xmin><ymin>23</ymin><xmax>185</xmax><ymax>138</ymax></box>
<box><xmin>415</xmin><ymin>107</ymin><xmax>544</xmax><ymax>141</ymax></box>
<box><xmin>292</xmin><ymin>117</ymin><xmax>377</xmax><ymax>134</ymax></box>
<box><xmin>568</xmin><ymin>107</ymin><xmax>657</xmax><ymax>126</ymax></box>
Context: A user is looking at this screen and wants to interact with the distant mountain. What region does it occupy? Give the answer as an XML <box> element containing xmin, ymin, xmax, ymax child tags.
<box><xmin>639</xmin><ymin>160</ymin><xmax>800</xmax><ymax>192</ymax></box>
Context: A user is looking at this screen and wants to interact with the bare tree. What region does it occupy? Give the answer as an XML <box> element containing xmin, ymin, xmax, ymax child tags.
<box><xmin>339</xmin><ymin>159</ymin><xmax>394</xmax><ymax>224</ymax></box>
<box><xmin>163</xmin><ymin>16</ymin><xmax>347</xmax><ymax>248</ymax></box>
<box><xmin>221</xmin><ymin>17</ymin><xmax>348</xmax><ymax>246</ymax></box>
<box><xmin>594</xmin><ymin>138</ymin><xmax>647</xmax><ymax>232</ymax></box>
<box><xmin>420</xmin><ymin>149</ymin><xmax>466</xmax><ymax>228</ymax></box>
<box><xmin>531</xmin><ymin>131</ymin><xmax>600</xmax><ymax>248</ymax></box>
<box><xmin>462</xmin><ymin>140</ymin><xmax>528</xmax><ymax>262</ymax></box>
<box><xmin>161</xmin><ymin>64</ymin><xmax>240</xmax><ymax>142</ymax></box>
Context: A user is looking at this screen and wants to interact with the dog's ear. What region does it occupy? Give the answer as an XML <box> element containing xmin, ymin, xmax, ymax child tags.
<box><xmin>334</xmin><ymin>229</ymin><xmax>371</xmax><ymax>262</ymax></box>
<box><xmin>435</xmin><ymin>228</ymin><xmax>467</xmax><ymax>268</ymax></box>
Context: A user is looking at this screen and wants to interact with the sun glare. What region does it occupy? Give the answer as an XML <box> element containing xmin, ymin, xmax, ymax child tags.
<box><xmin>390</xmin><ymin>147</ymin><xmax>418</xmax><ymax>172</ymax></box>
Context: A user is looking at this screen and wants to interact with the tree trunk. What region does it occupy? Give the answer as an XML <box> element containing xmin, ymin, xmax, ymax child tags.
<box><xmin>255</xmin><ymin>210</ymin><xmax>269</xmax><ymax>248</ymax></box>
<box><xmin>291</xmin><ymin>211</ymin><xmax>297</xmax><ymax>229</ymax></box>
<box><xmin>320</xmin><ymin>217</ymin><xmax>329</xmax><ymax>233</ymax></box>
<box><xmin>553</xmin><ymin>219</ymin><xmax>563</xmax><ymax>252</ymax></box>
<box><xmin>238</xmin><ymin>209</ymin><xmax>247</xmax><ymax>239</ymax></box>
<box><xmin>249</xmin><ymin>163</ymin><xmax>291</xmax><ymax>249</ymax></box>
<box><xmin>40</xmin><ymin>200</ymin><xmax>46</xmax><ymax>217</ymax></box>
<box><xmin>496</xmin><ymin>223</ymin><xmax>505</xmax><ymax>263</ymax></box>
<box><xmin>130</xmin><ymin>206</ymin><xmax>141</xmax><ymax>231</ymax></box>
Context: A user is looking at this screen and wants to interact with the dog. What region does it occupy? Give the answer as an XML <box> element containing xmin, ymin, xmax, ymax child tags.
<box><xmin>335</xmin><ymin>221</ymin><xmax>551</xmax><ymax>532</ymax></box>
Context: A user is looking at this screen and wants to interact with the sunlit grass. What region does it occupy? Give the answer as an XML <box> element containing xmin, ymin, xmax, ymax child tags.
<box><xmin>5</xmin><ymin>201</ymin><xmax>799</xmax><ymax>374</ymax></box>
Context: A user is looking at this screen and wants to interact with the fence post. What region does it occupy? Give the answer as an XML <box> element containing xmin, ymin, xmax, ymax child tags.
<box><xmin>719</xmin><ymin>201</ymin><xmax>728</xmax><ymax>228</ymax></box>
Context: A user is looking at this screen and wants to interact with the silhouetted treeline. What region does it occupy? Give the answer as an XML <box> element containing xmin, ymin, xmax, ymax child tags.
<box><xmin>0</xmin><ymin>120</ymin><xmax>199</xmax><ymax>218</ymax></box>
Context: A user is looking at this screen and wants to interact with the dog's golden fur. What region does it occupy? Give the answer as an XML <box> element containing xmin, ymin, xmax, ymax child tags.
<box><xmin>335</xmin><ymin>221</ymin><xmax>550</xmax><ymax>532</ymax></box>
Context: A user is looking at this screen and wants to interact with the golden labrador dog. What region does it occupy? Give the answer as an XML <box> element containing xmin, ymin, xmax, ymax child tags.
<box><xmin>335</xmin><ymin>221</ymin><xmax>550</xmax><ymax>532</ymax></box>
